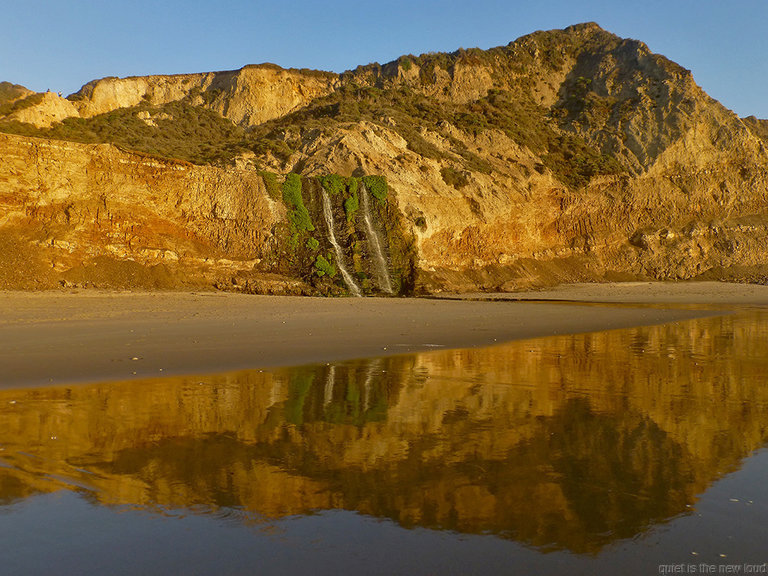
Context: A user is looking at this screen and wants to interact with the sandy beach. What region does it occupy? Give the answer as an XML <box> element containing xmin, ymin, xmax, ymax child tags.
<box><xmin>445</xmin><ymin>281</ymin><xmax>768</xmax><ymax>305</ymax></box>
<box><xmin>2</xmin><ymin>281</ymin><xmax>767</xmax><ymax>389</ymax></box>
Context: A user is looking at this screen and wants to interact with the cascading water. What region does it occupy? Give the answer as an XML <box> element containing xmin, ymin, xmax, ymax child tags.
<box><xmin>320</xmin><ymin>189</ymin><xmax>361</xmax><ymax>297</ymax></box>
<box><xmin>360</xmin><ymin>184</ymin><xmax>393</xmax><ymax>294</ymax></box>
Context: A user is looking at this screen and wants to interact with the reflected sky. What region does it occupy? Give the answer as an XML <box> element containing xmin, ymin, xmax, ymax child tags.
<box><xmin>1</xmin><ymin>309</ymin><xmax>767</xmax><ymax>572</ymax></box>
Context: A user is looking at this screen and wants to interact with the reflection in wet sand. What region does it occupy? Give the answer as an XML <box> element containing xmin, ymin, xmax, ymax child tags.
<box><xmin>1</xmin><ymin>311</ymin><xmax>767</xmax><ymax>554</ymax></box>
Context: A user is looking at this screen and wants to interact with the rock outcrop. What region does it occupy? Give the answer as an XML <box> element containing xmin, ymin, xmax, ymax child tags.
<box><xmin>1</xmin><ymin>65</ymin><xmax>339</xmax><ymax>129</ymax></box>
<box><xmin>69</xmin><ymin>65</ymin><xmax>339</xmax><ymax>127</ymax></box>
<box><xmin>0</xmin><ymin>133</ymin><xmax>288</xmax><ymax>290</ymax></box>
<box><xmin>2</xmin><ymin>23</ymin><xmax>768</xmax><ymax>293</ymax></box>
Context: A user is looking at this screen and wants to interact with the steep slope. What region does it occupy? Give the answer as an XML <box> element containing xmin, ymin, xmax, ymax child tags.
<box><xmin>2</xmin><ymin>23</ymin><xmax>768</xmax><ymax>293</ymax></box>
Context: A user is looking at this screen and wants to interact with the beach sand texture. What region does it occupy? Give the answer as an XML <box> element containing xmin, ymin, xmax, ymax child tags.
<box><xmin>2</xmin><ymin>282</ymin><xmax>767</xmax><ymax>389</ymax></box>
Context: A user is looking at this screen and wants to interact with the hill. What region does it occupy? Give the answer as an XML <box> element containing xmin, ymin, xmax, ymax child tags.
<box><xmin>2</xmin><ymin>23</ymin><xmax>768</xmax><ymax>293</ymax></box>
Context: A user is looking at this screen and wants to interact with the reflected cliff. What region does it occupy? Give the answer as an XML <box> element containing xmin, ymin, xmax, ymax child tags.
<box><xmin>1</xmin><ymin>310</ymin><xmax>768</xmax><ymax>554</ymax></box>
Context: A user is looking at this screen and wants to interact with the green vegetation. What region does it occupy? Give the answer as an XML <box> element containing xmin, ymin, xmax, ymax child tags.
<box><xmin>313</xmin><ymin>254</ymin><xmax>337</xmax><ymax>277</ymax></box>
<box><xmin>263</xmin><ymin>171</ymin><xmax>413</xmax><ymax>295</ymax></box>
<box><xmin>343</xmin><ymin>194</ymin><xmax>359</xmax><ymax>221</ymax></box>
<box><xmin>261</xmin><ymin>172</ymin><xmax>411</xmax><ymax>295</ymax></box>
<box><xmin>0</xmin><ymin>100</ymin><xmax>249</xmax><ymax>164</ymax></box>
<box><xmin>306</xmin><ymin>237</ymin><xmax>320</xmax><ymax>251</ymax></box>
<box><xmin>362</xmin><ymin>175</ymin><xmax>387</xmax><ymax>201</ymax></box>
<box><xmin>282</xmin><ymin>173</ymin><xmax>314</xmax><ymax>249</ymax></box>
<box><xmin>320</xmin><ymin>174</ymin><xmax>345</xmax><ymax>196</ymax></box>
<box><xmin>259</xmin><ymin>171</ymin><xmax>281</xmax><ymax>200</ymax></box>
<box><xmin>344</xmin><ymin>177</ymin><xmax>360</xmax><ymax>221</ymax></box>
<box><xmin>347</xmin><ymin>176</ymin><xmax>359</xmax><ymax>196</ymax></box>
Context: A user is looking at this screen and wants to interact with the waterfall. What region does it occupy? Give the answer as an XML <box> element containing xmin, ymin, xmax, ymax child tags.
<box><xmin>320</xmin><ymin>189</ymin><xmax>361</xmax><ymax>297</ymax></box>
<box><xmin>360</xmin><ymin>184</ymin><xmax>393</xmax><ymax>294</ymax></box>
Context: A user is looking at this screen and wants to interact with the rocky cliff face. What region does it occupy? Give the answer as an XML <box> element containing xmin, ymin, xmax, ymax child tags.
<box><xmin>1</xmin><ymin>65</ymin><xmax>339</xmax><ymax>129</ymax></box>
<box><xmin>2</xmin><ymin>23</ymin><xmax>768</xmax><ymax>293</ymax></box>
<box><xmin>70</xmin><ymin>65</ymin><xmax>339</xmax><ymax>127</ymax></box>
<box><xmin>0</xmin><ymin>133</ymin><xmax>289</xmax><ymax>291</ymax></box>
<box><xmin>0</xmin><ymin>131</ymin><xmax>414</xmax><ymax>294</ymax></box>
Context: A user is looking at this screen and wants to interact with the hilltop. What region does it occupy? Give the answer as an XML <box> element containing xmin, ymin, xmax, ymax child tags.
<box><xmin>2</xmin><ymin>23</ymin><xmax>768</xmax><ymax>293</ymax></box>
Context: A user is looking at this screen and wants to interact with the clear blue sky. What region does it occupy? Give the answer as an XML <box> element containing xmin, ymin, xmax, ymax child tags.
<box><xmin>3</xmin><ymin>0</ymin><xmax>767</xmax><ymax>117</ymax></box>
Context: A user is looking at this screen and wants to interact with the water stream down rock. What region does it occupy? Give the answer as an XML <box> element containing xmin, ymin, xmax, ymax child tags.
<box><xmin>360</xmin><ymin>184</ymin><xmax>393</xmax><ymax>294</ymax></box>
<box><xmin>320</xmin><ymin>188</ymin><xmax>361</xmax><ymax>296</ymax></box>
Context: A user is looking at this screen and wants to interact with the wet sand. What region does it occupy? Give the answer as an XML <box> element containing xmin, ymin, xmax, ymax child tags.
<box><xmin>2</xmin><ymin>282</ymin><xmax>766</xmax><ymax>388</ymax></box>
<box><xmin>445</xmin><ymin>281</ymin><xmax>768</xmax><ymax>305</ymax></box>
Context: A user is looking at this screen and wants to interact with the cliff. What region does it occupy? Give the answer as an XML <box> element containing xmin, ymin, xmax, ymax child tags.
<box><xmin>0</xmin><ymin>133</ymin><xmax>288</xmax><ymax>291</ymax></box>
<box><xmin>2</xmin><ymin>23</ymin><xmax>768</xmax><ymax>294</ymax></box>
